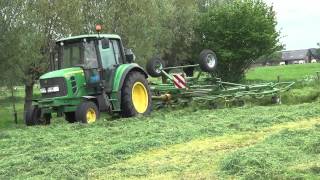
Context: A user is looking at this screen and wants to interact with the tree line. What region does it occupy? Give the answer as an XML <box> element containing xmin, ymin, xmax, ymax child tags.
<box><xmin>0</xmin><ymin>0</ymin><xmax>280</xmax><ymax>120</ymax></box>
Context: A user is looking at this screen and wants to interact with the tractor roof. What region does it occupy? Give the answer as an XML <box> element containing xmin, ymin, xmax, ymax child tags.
<box><xmin>57</xmin><ymin>34</ymin><xmax>121</xmax><ymax>42</ymax></box>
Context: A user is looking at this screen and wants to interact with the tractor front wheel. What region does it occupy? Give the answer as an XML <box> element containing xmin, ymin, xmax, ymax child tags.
<box><xmin>121</xmin><ymin>72</ymin><xmax>152</xmax><ymax>117</ymax></box>
<box><xmin>65</xmin><ymin>112</ymin><xmax>76</xmax><ymax>123</ymax></box>
<box><xmin>75</xmin><ymin>101</ymin><xmax>99</xmax><ymax>124</ymax></box>
<box><xmin>25</xmin><ymin>106</ymin><xmax>51</xmax><ymax>126</ymax></box>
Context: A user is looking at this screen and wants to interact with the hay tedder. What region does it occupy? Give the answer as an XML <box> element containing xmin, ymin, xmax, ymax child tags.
<box><xmin>147</xmin><ymin>50</ymin><xmax>295</xmax><ymax>108</ymax></box>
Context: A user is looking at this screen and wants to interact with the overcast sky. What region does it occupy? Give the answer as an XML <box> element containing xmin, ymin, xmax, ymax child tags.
<box><xmin>264</xmin><ymin>0</ymin><xmax>320</xmax><ymax>50</ymax></box>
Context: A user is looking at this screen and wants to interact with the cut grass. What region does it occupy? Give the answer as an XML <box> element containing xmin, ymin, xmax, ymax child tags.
<box><xmin>246</xmin><ymin>63</ymin><xmax>320</xmax><ymax>82</ymax></box>
<box><xmin>89</xmin><ymin>118</ymin><xmax>320</xmax><ymax>179</ymax></box>
<box><xmin>1</xmin><ymin>102</ymin><xmax>320</xmax><ymax>179</ymax></box>
<box><xmin>220</xmin><ymin>125</ymin><xmax>320</xmax><ymax>179</ymax></box>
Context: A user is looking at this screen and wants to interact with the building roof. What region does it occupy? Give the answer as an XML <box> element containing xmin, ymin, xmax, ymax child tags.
<box><xmin>57</xmin><ymin>34</ymin><xmax>121</xmax><ymax>42</ymax></box>
<box><xmin>281</xmin><ymin>49</ymin><xmax>309</xmax><ymax>61</ymax></box>
<box><xmin>310</xmin><ymin>48</ymin><xmax>320</xmax><ymax>59</ymax></box>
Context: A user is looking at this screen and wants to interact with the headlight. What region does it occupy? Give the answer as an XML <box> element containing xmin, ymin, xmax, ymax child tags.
<box><xmin>40</xmin><ymin>88</ymin><xmax>47</xmax><ymax>94</ymax></box>
<box><xmin>47</xmin><ymin>86</ymin><xmax>60</xmax><ymax>93</ymax></box>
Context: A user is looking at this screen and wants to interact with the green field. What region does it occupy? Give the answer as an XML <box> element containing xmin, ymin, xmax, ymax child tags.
<box><xmin>1</xmin><ymin>103</ymin><xmax>320</xmax><ymax>179</ymax></box>
<box><xmin>1</xmin><ymin>64</ymin><xmax>320</xmax><ymax>179</ymax></box>
<box><xmin>247</xmin><ymin>63</ymin><xmax>320</xmax><ymax>81</ymax></box>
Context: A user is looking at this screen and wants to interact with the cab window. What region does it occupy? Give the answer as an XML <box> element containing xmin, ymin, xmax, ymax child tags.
<box><xmin>62</xmin><ymin>43</ymin><xmax>81</xmax><ymax>68</ymax></box>
<box><xmin>100</xmin><ymin>40</ymin><xmax>117</xmax><ymax>69</ymax></box>
<box><xmin>111</xmin><ymin>40</ymin><xmax>123</xmax><ymax>63</ymax></box>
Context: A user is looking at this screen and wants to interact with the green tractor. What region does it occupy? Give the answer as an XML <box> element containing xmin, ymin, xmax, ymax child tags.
<box><xmin>26</xmin><ymin>33</ymin><xmax>152</xmax><ymax>125</ymax></box>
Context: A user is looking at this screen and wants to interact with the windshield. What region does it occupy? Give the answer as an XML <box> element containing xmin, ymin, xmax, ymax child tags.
<box><xmin>84</xmin><ymin>41</ymin><xmax>98</xmax><ymax>68</ymax></box>
<box><xmin>61</xmin><ymin>42</ymin><xmax>82</xmax><ymax>68</ymax></box>
<box><xmin>59</xmin><ymin>40</ymin><xmax>98</xmax><ymax>69</ymax></box>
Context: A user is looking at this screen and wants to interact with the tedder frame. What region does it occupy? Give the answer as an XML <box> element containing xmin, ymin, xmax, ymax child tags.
<box><xmin>147</xmin><ymin>49</ymin><xmax>295</xmax><ymax>108</ymax></box>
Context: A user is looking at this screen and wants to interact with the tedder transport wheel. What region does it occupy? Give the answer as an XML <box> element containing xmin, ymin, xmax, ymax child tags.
<box><xmin>25</xmin><ymin>106</ymin><xmax>51</xmax><ymax>126</ymax></box>
<box><xmin>199</xmin><ymin>49</ymin><xmax>218</xmax><ymax>72</ymax></box>
<box><xmin>146</xmin><ymin>57</ymin><xmax>165</xmax><ymax>77</ymax></box>
<box><xmin>75</xmin><ymin>101</ymin><xmax>99</xmax><ymax>124</ymax></box>
<box><xmin>65</xmin><ymin>112</ymin><xmax>76</xmax><ymax>123</ymax></box>
<box><xmin>121</xmin><ymin>71</ymin><xmax>152</xmax><ymax>117</ymax></box>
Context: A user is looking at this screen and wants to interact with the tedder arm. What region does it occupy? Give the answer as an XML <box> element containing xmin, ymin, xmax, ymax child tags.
<box><xmin>150</xmin><ymin>65</ymin><xmax>295</xmax><ymax>106</ymax></box>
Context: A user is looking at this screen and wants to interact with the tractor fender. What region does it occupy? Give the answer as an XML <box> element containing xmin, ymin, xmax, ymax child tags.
<box><xmin>82</xmin><ymin>96</ymin><xmax>96</xmax><ymax>100</ymax></box>
<box><xmin>82</xmin><ymin>95</ymin><xmax>111</xmax><ymax>112</ymax></box>
<box><xmin>112</xmin><ymin>63</ymin><xmax>148</xmax><ymax>92</ymax></box>
<box><xmin>81</xmin><ymin>96</ymin><xmax>98</xmax><ymax>107</ymax></box>
<box><xmin>110</xmin><ymin>63</ymin><xmax>148</xmax><ymax>112</ymax></box>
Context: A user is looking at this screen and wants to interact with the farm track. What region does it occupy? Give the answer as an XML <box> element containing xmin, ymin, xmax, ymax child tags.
<box><xmin>90</xmin><ymin>118</ymin><xmax>320</xmax><ymax>179</ymax></box>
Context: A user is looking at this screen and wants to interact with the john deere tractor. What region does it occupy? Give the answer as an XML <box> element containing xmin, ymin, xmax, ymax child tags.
<box><xmin>26</xmin><ymin>33</ymin><xmax>152</xmax><ymax>125</ymax></box>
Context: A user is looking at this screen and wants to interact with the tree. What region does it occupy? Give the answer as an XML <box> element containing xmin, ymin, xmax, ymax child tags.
<box><xmin>0</xmin><ymin>0</ymin><xmax>84</xmax><ymax>119</ymax></box>
<box><xmin>80</xmin><ymin>0</ymin><xmax>169</xmax><ymax>65</ymax></box>
<box><xmin>196</xmin><ymin>0</ymin><xmax>281</xmax><ymax>82</ymax></box>
<box><xmin>161</xmin><ymin>0</ymin><xmax>198</xmax><ymax>66</ymax></box>
<box><xmin>80</xmin><ymin>0</ymin><xmax>199</xmax><ymax>66</ymax></box>
<box><xmin>255</xmin><ymin>51</ymin><xmax>282</xmax><ymax>65</ymax></box>
<box><xmin>21</xmin><ymin>0</ymin><xmax>84</xmax><ymax>114</ymax></box>
<box><xmin>0</xmin><ymin>0</ymin><xmax>27</xmax><ymax>123</ymax></box>
<box><xmin>197</xmin><ymin>0</ymin><xmax>234</xmax><ymax>12</ymax></box>
<box><xmin>0</xmin><ymin>0</ymin><xmax>201</xmax><ymax>123</ymax></box>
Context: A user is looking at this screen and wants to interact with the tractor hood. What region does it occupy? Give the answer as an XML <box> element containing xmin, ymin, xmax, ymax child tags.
<box><xmin>40</xmin><ymin>67</ymin><xmax>84</xmax><ymax>80</ymax></box>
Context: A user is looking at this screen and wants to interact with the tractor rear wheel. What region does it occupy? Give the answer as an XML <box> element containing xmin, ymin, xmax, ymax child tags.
<box><xmin>121</xmin><ymin>71</ymin><xmax>152</xmax><ymax>117</ymax></box>
<box><xmin>199</xmin><ymin>49</ymin><xmax>218</xmax><ymax>72</ymax></box>
<box><xmin>25</xmin><ymin>106</ymin><xmax>51</xmax><ymax>126</ymax></box>
<box><xmin>65</xmin><ymin>112</ymin><xmax>76</xmax><ymax>123</ymax></box>
<box><xmin>75</xmin><ymin>101</ymin><xmax>99</xmax><ymax>124</ymax></box>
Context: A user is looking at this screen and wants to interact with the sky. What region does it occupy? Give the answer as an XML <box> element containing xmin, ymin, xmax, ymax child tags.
<box><xmin>264</xmin><ymin>0</ymin><xmax>320</xmax><ymax>50</ymax></box>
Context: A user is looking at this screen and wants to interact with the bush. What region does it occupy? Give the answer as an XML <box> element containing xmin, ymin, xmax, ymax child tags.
<box><xmin>196</xmin><ymin>0</ymin><xmax>281</xmax><ymax>82</ymax></box>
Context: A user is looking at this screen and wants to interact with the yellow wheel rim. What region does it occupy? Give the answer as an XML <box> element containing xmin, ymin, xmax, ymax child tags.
<box><xmin>132</xmin><ymin>82</ymin><xmax>149</xmax><ymax>114</ymax></box>
<box><xmin>86</xmin><ymin>108</ymin><xmax>97</xmax><ymax>124</ymax></box>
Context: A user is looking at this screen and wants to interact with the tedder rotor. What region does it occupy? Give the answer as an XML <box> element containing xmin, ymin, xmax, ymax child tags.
<box><xmin>147</xmin><ymin>49</ymin><xmax>295</xmax><ymax>108</ymax></box>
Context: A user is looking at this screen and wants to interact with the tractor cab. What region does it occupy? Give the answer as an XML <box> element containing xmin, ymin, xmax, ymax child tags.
<box><xmin>52</xmin><ymin>34</ymin><xmax>135</xmax><ymax>94</ymax></box>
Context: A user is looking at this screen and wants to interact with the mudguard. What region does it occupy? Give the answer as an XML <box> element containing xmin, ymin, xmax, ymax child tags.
<box><xmin>110</xmin><ymin>63</ymin><xmax>148</xmax><ymax>111</ymax></box>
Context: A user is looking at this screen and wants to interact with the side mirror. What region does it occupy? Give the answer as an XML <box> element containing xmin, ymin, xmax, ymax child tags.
<box><xmin>125</xmin><ymin>48</ymin><xmax>136</xmax><ymax>63</ymax></box>
<box><xmin>101</xmin><ymin>38</ymin><xmax>110</xmax><ymax>49</ymax></box>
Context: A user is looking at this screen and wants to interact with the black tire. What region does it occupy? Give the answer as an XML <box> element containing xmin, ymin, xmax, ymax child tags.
<box><xmin>146</xmin><ymin>57</ymin><xmax>165</xmax><ymax>77</ymax></box>
<box><xmin>25</xmin><ymin>106</ymin><xmax>51</xmax><ymax>126</ymax></box>
<box><xmin>42</xmin><ymin>114</ymin><xmax>51</xmax><ymax>125</ymax></box>
<box><xmin>199</xmin><ymin>49</ymin><xmax>218</xmax><ymax>72</ymax></box>
<box><xmin>233</xmin><ymin>100</ymin><xmax>245</xmax><ymax>107</ymax></box>
<box><xmin>121</xmin><ymin>71</ymin><xmax>152</xmax><ymax>117</ymax></box>
<box><xmin>65</xmin><ymin>112</ymin><xmax>76</xmax><ymax>123</ymax></box>
<box><xmin>271</xmin><ymin>96</ymin><xmax>281</xmax><ymax>104</ymax></box>
<box><xmin>75</xmin><ymin>101</ymin><xmax>99</xmax><ymax>124</ymax></box>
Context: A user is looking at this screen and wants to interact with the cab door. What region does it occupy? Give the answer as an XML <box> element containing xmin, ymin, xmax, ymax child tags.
<box><xmin>99</xmin><ymin>39</ymin><xmax>124</xmax><ymax>92</ymax></box>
